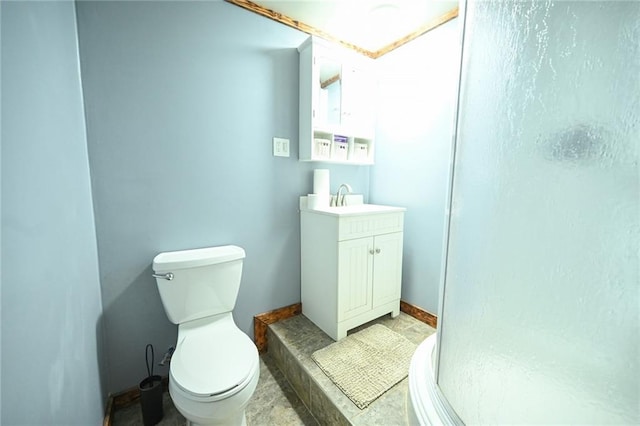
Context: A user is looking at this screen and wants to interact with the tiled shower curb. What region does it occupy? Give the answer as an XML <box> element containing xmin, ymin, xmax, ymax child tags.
<box><xmin>267</xmin><ymin>321</ymin><xmax>352</xmax><ymax>425</ymax></box>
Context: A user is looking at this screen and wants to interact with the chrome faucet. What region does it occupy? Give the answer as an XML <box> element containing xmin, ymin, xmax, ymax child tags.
<box><xmin>335</xmin><ymin>183</ymin><xmax>353</xmax><ymax>207</ymax></box>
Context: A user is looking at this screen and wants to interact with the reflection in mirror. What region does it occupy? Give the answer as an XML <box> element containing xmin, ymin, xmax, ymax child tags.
<box><xmin>318</xmin><ymin>58</ymin><xmax>341</xmax><ymax>126</ymax></box>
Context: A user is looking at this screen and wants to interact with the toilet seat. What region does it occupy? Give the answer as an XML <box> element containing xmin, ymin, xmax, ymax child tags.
<box><xmin>170</xmin><ymin>324</ymin><xmax>258</xmax><ymax>402</ymax></box>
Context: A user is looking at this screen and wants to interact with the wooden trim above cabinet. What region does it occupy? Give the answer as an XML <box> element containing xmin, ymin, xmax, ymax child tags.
<box><xmin>320</xmin><ymin>73</ymin><xmax>341</xmax><ymax>89</ymax></box>
<box><xmin>225</xmin><ymin>0</ymin><xmax>458</xmax><ymax>59</ymax></box>
<box><xmin>371</xmin><ymin>8</ymin><xmax>459</xmax><ymax>58</ymax></box>
<box><xmin>225</xmin><ymin>0</ymin><xmax>375</xmax><ymax>58</ymax></box>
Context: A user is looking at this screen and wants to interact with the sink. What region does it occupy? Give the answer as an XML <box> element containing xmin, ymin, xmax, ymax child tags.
<box><xmin>300</xmin><ymin>196</ymin><xmax>405</xmax><ymax>216</ymax></box>
<box><xmin>330</xmin><ymin>193</ymin><xmax>364</xmax><ymax>207</ymax></box>
<box><xmin>325</xmin><ymin>204</ymin><xmax>405</xmax><ymax>216</ymax></box>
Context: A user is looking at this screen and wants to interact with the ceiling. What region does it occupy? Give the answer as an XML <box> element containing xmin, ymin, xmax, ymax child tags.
<box><xmin>227</xmin><ymin>0</ymin><xmax>458</xmax><ymax>57</ymax></box>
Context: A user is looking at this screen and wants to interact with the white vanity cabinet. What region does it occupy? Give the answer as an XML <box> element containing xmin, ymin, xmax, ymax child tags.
<box><xmin>298</xmin><ymin>36</ymin><xmax>375</xmax><ymax>164</ymax></box>
<box><xmin>300</xmin><ymin>207</ymin><xmax>405</xmax><ymax>340</ymax></box>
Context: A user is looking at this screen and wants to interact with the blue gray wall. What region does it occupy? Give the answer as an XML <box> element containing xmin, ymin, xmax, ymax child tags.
<box><xmin>371</xmin><ymin>20</ymin><xmax>460</xmax><ymax>314</ymax></box>
<box><xmin>75</xmin><ymin>0</ymin><xmax>370</xmax><ymax>393</ymax></box>
<box><xmin>1</xmin><ymin>1</ymin><xmax>104</xmax><ymax>423</ymax></box>
<box><xmin>0</xmin><ymin>0</ymin><xmax>459</xmax><ymax>407</ymax></box>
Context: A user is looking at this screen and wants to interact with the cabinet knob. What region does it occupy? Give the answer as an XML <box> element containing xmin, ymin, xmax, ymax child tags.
<box><xmin>369</xmin><ymin>249</ymin><xmax>375</xmax><ymax>255</ymax></box>
<box><xmin>375</xmin><ymin>248</ymin><xmax>381</xmax><ymax>254</ymax></box>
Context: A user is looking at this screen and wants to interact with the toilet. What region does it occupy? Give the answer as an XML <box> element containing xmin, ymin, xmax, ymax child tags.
<box><xmin>152</xmin><ymin>245</ymin><xmax>259</xmax><ymax>426</ymax></box>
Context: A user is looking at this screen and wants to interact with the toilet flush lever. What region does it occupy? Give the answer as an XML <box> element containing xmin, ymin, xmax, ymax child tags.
<box><xmin>152</xmin><ymin>272</ymin><xmax>174</xmax><ymax>281</ymax></box>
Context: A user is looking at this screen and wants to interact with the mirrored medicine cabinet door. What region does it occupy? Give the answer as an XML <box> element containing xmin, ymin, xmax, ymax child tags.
<box><xmin>317</xmin><ymin>57</ymin><xmax>342</xmax><ymax>127</ymax></box>
<box><xmin>316</xmin><ymin>56</ymin><xmax>374</xmax><ymax>136</ymax></box>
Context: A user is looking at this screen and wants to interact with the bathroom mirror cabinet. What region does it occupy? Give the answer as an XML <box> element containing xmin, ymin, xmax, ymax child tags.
<box><xmin>298</xmin><ymin>37</ymin><xmax>375</xmax><ymax>164</ymax></box>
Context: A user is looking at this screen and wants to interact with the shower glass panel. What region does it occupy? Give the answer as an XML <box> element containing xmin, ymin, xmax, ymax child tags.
<box><xmin>437</xmin><ymin>1</ymin><xmax>639</xmax><ymax>424</ymax></box>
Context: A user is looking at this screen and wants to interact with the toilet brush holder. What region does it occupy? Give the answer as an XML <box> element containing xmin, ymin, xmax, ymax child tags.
<box><xmin>139</xmin><ymin>375</ymin><xmax>163</xmax><ymax>425</ymax></box>
<box><xmin>139</xmin><ymin>344</ymin><xmax>163</xmax><ymax>425</ymax></box>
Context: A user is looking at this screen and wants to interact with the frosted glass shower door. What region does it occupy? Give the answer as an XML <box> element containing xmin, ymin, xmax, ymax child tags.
<box><xmin>437</xmin><ymin>1</ymin><xmax>639</xmax><ymax>424</ymax></box>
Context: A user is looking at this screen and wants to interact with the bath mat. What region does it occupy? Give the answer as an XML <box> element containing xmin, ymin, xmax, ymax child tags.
<box><xmin>311</xmin><ymin>324</ymin><xmax>417</xmax><ymax>409</ymax></box>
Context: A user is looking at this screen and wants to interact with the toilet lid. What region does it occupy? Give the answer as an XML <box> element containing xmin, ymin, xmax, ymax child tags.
<box><xmin>171</xmin><ymin>326</ymin><xmax>257</xmax><ymax>398</ymax></box>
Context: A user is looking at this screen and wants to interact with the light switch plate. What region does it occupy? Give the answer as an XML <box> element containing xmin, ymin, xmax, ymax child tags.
<box><xmin>273</xmin><ymin>137</ymin><xmax>290</xmax><ymax>157</ymax></box>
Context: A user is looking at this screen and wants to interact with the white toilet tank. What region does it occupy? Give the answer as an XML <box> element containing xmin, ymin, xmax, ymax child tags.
<box><xmin>152</xmin><ymin>245</ymin><xmax>245</xmax><ymax>324</ymax></box>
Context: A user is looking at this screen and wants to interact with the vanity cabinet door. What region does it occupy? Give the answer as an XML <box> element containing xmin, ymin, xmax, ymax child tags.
<box><xmin>338</xmin><ymin>237</ymin><xmax>373</xmax><ymax>320</ymax></box>
<box><xmin>372</xmin><ymin>232</ymin><xmax>404</xmax><ymax>308</ymax></box>
<box><xmin>337</xmin><ymin>231</ymin><xmax>403</xmax><ymax>321</ymax></box>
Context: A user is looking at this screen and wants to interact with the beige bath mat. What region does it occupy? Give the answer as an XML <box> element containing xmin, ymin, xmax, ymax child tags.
<box><xmin>311</xmin><ymin>324</ymin><xmax>417</xmax><ymax>409</ymax></box>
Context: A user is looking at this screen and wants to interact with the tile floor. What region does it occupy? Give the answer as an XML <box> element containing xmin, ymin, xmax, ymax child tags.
<box><xmin>112</xmin><ymin>353</ymin><xmax>317</xmax><ymax>425</ymax></box>
<box><xmin>112</xmin><ymin>312</ymin><xmax>435</xmax><ymax>426</ymax></box>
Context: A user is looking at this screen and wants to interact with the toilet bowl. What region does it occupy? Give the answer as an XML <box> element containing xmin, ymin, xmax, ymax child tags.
<box><xmin>152</xmin><ymin>245</ymin><xmax>259</xmax><ymax>426</ymax></box>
